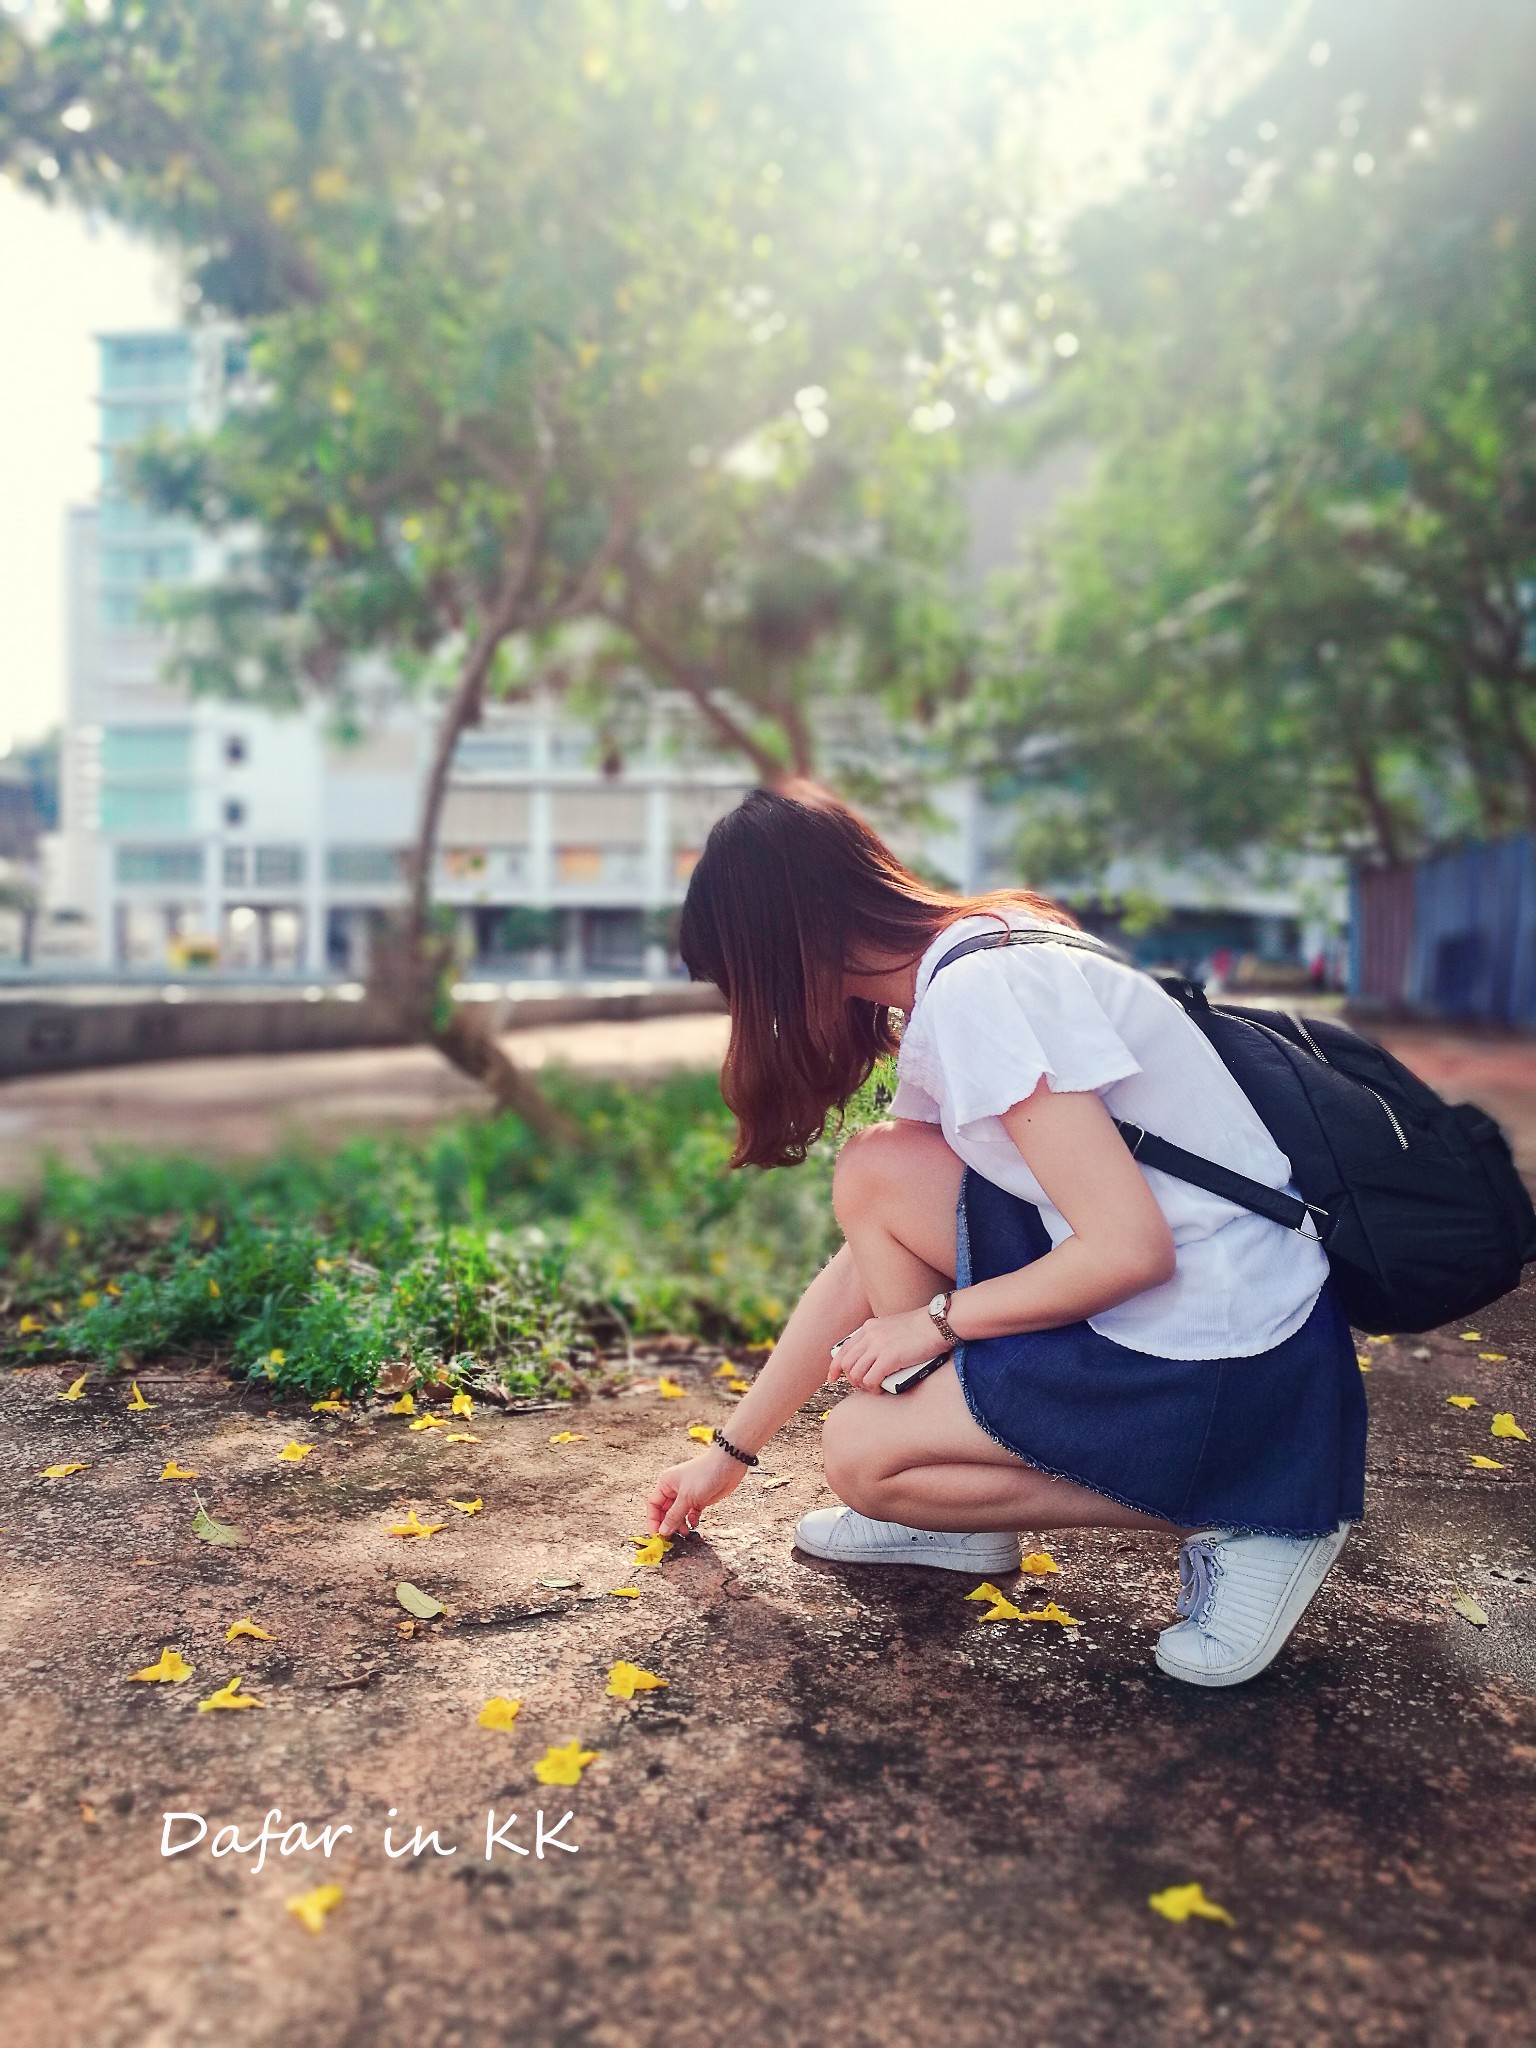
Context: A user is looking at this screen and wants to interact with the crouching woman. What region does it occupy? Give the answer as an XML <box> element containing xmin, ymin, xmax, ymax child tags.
<box><xmin>645</xmin><ymin>785</ymin><xmax>1364</xmax><ymax>1687</ymax></box>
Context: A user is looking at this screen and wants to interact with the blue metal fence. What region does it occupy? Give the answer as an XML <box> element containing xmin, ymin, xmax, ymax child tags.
<box><xmin>1351</xmin><ymin>835</ymin><xmax>1536</xmax><ymax>1027</ymax></box>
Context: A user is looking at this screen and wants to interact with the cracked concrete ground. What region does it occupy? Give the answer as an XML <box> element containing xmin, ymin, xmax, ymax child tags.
<box><xmin>0</xmin><ymin>1019</ymin><xmax>1532</xmax><ymax>2047</ymax></box>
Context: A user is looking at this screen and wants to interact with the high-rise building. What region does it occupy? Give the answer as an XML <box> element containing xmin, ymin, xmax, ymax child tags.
<box><xmin>53</xmin><ymin>330</ymin><xmax>750</xmax><ymax>978</ymax></box>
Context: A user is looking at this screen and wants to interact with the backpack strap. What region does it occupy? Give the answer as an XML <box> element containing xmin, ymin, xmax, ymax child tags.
<box><xmin>926</xmin><ymin>926</ymin><xmax>1324</xmax><ymax>1240</ymax></box>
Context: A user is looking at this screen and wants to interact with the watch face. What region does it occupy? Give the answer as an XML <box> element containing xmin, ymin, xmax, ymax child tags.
<box><xmin>929</xmin><ymin>1293</ymin><xmax>947</xmax><ymax>1315</ymax></box>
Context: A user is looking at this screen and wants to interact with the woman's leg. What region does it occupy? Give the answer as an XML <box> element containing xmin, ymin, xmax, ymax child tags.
<box><xmin>828</xmin><ymin>1122</ymin><xmax>1179</xmax><ymax>1535</ymax></box>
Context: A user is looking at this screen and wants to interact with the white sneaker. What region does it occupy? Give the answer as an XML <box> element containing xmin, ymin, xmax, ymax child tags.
<box><xmin>793</xmin><ymin>1505</ymin><xmax>1021</xmax><ymax>1576</ymax></box>
<box><xmin>1155</xmin><ymin>1522</ymin><xmax>1351</xmax><ymax>1688</ymax></box>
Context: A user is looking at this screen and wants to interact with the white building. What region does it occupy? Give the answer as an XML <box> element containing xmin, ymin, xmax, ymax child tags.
<box><xmin>52</xmin><ymin>330</ymin><xmax>751</xmax><ymax>979</ymax></box>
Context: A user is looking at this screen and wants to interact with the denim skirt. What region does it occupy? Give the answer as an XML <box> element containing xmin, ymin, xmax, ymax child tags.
<box><xmin>952</xmin><ymin>1169</ymin><xmax>1367</xmax><ymax>1537</ymax></box>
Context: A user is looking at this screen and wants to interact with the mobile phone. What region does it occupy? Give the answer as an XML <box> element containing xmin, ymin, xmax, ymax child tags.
<box><xmin>880</xmin><ymin>1352</ymin><xmax>951</xmax><ymax>1396</ymax></box>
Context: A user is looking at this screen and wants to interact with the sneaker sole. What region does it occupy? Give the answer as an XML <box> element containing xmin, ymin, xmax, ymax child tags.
<box><xmin>792</xmin><ymin>1533</ymin><xmax>1022</xmax><ymax>1576</ymax></box>
<box><xmin>1154</xmin><ymin>1524</ymin><xmax>1351</xmax><ymax>1688</ymax></box>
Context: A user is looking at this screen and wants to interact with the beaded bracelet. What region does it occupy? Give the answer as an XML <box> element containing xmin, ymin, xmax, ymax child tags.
<box><xmin>711</xmin><ymin>1427</ymin><xmax>759</xmax><ymax>1468</ymax></box>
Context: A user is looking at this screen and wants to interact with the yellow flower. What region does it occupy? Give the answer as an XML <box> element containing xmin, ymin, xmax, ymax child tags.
<box><xmin>533</xmin><ymin>1740</ymin><xmax>599</xmax><ymax>1786</ymax></box>
<box><xmin>40</xmin><ymin>1462</ymin><xmax>88</xmax><ymax>1479</ymax></box>
<box><xmin>18</xmin><ymin>1314</ymin><xmax>45</xmax><ymax>1334</ymax></box>
<box><xmin>964</xmin><ymin>1581</ymin><xmax>1009</xmax><ymax>1605</ymax></box>
<box><xmin>1480</xmin><ymin>1352</ymin><xmax>1508</xmax><ymax>1363</ymax></box>
<box><xmin>158</xmin><ymin>1460</ymin><xmax>198</xmax><ymax>1480</ymax></box>
<box><xmin>408</xmin><ymin>1415</ymin><xmax>448</xmax><ymax>1432</ymax></box>
<box><xmin>1020</xmin><ymin>1552</ymin><xmax>1061</xmax><ymax>1576</ymax></box>
<box><xmin>58</xmin><ymin>1373</ymin><xmax>89</xmax><ymax>1402</ymax></box>
<box><xmin>276</xmin><ymin>1442</ymin><xmax>315</xmax><ymax>1463</ymax></box>
<box><xmin>629</xmin><ymin>1534</ymin><xmax>671</xmax><ymax>1567</ymax></box>
<box><xmin>1490</xmin><ymin>1413</ymin><xmax>1528</xmax><ymax>1441</ymax></box>
<box><xmin>1019</xmin><ymin>1601</ymin><xmax>1082</xmax><ymax>1627</ymax></box>
<box><xmin>609</xmin><ymin>1587</ymin><xmax>641</xmax><ymax>1598</ymax></box>
<box><xmin>1355</xmin><ymin>1354</ymin><xmax>1372</xmax><ymax>1371</ymax></box>
<box><xmin>978</xmin><ymin>1595</ymin><xmax>1028</xmax><ymax>1621</ymax></box>
<box><xmin>1446</xmin><ymin>1395</ymin><xmax>1478</xmax><ymax>1409</ymax></box>
<box><xmin>78</xmin><ymin>1291</ymin><xmax>100</xmax><ymax>1309</ymax></box>
<box><xmin>126</xmin><ymin>1381</ymin><xmax>152</xmax><ymax>1411</ymax></box>
<box><xmin>388</xmin><ymin>1509</ymin><xmax>444</xmax><ymax>1540</ymax></box>
<box><xmin>198</xmin><ymin>1676</ymin><xmax>263</xmax><ymax>1712</ymax></box>
<box><xmin>1149</xmin><ymin>1882</ymin><xmax>1234</xmax><ymax>1926</ymax></box>
<box><xmin>448</xmin><ymin>1497</ymin><xmax>483</xmax><ymax>1515</ymax></box>
<box><xmin>311</xmin><ymin>1398</ymin><xmax>347</xmax><ymax>1413</ymax></box>
<box><xmin>286</xmin><ymin>1883</ymin><xmax>344</xmax><ymax>1934</ymax></box>
<box><xmin>658</xmin><ymin>1376</ymin><xmax>685</xmax><ymax>1399</ymax></box>
<box><xmin>1459</xmin><ymin>1330</ymin><xmax>1482</xmax><ymax>1342</ymax></box>
<box><xmin>129</xmin><ymin>1648</ymin><xmax>193</xmax><ymax>1683</ymax></box>
<box><xmin>606</xmin><ymin>1661</ymin><xmax>668</xmax><ymax>1700</ymax></box>
<box><xmin>549</xmin><ymin>1430</ymin><xmax>585</xmax><ymax>1444</ymax></box>
<box><xmin>226</xmin><ymin>1619</ymin><xmax>273</xmax><ymax>1642</ymax></box>
<box><xmin>208</xmin><ymin>1279</ymin><xmax>221</xmax><ymax>1299</ymax></box>
<box><xmin>106</xmin><ymin>1282</ymin><xmax>121</xmax><ymax>1297</ymax></box>
<box><xmin>268</xmin><ymin>1348</ymin><xmax>285</xmax><ymax>1366</ymax></box>
<box><xmin>451</xmin><ymin>1392</ymin><xmax>474</xmax><ymax>1417</ymax></box>
<box><xmin>445</xmin><ymin>1432</ymin><xmax>479</xmax><ymax>1443</ymax></box>
<box><xmin>477</xmin><ymin>1696</ymin><xmax>521</xmax><ymax>1730</ymax></box>
<box><xmin>687</xmin><ymin>1424</ymin><xmax>714</xmax><ymax>1444</ymax></box>
<box><xmin>389</xmin><ymin>1393</ymin><xmax>416</xmax><ymax>1416</ymax></box>
<box><xmin>726</xmin><ymin>1378</ymin><xmax>751</xmax><ymax>1395</ymax></box>
<box><xmin>713</xmin><ymin>1361</ymin><xmax>738</xmax><ymax>1379</ymax></box>
<box><xmin>1469</xmin><ymin>1454</ymin><xmax>1505</xmax><ymax>1470</ymax></box>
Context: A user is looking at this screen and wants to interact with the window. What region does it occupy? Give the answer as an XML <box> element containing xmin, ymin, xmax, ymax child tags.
<box><xmin>224</xmin><ymin>735</ymin><xmax>248</xmax><ymax>765</ymax></box>
<box><xmin>223</xmin><ymin>846</ymin><xmax>248</xmax><ymax>887</ymax></box>
<box><xmin>325</xmin><ymin>845</ymin><xmax>403</xmax><ymax>885</ymax></box>
<box><xmin>101</xmin><ymin>591</ymin><xmax>143</xmax><ymax>627</ymax></box>
<box><xmin>116</xmin><ymin>845</ymin><xmax>203</xmax><ymax>886</ymax></box>
<box><xmin>254</xmin><ymin>845</ymin><xmax>305</xmax><ymax>888</ymax></box>
<box><xmin>101</xmin><ymin>785</ymin><xmax>192</xmax><ymax>832</ymax></box>
<box><xmin>102</xmin><ymin>726</ymin><xmax>192</xmax><ymax>774</ymax></box>
<box><xmin>100</xmin><ymin>544</ymin><xmax>193</xmax><ymax>583</ymax></box>
<box><xmin>100</xmin><ymin>335</ymin><xmax>191</xmax><ymax>391</ymax></box>
<box><xmin>223</xmin><ymin>799</ymin><xmax>246</xmax><ymax>828</ymax></box>
<box><xmin>442</xmin><ymin>847</ymin><xmax>488</xmax><ymax>880</ymax></box>
<box><xmin>454</xmin><ymin>732</ymin><xmax>535</xmax><ymax>772</ymax></box>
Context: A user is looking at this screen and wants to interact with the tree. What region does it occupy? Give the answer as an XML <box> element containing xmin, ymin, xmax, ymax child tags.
<box><xmin>2</xmin><ymin>0</ymin><xmax>1081</xmax><ymax>1119</ymax></box>
<box><xmin>973</xmin><ymin>0</ymin><xmax>1536</xmax><ymax>878</ymax></box>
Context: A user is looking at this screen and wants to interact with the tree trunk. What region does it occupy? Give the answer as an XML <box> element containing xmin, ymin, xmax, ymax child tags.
<box><xmin>431</xmin><ymin>1011</ymin><xmax>583</xmax><ymax>1148</ymax></box>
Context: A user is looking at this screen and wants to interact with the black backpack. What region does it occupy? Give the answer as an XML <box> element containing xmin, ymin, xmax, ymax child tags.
<box><xmin>930</xmin><ymin>927</ymin><xmax>1536</xmax><ymax>1334</ymax></box>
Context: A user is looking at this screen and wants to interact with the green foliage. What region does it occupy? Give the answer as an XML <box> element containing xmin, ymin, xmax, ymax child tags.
<box><xmin>974</xmin><ymin>0</ymin><xmax>1536</xmax><ymax>875</ymax></box>
<box><xmin>0</xmin><ymin>1064</ymin><xmax>895</xmax><ymax>1394</ymax></box>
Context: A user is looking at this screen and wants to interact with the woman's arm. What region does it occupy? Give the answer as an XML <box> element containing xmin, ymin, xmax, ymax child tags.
<box><xmin>645</xmin><ymin>1244</ymin><xmax>870</xmax><ymax>1536</ymax></box>
<box><xmin>831</xmin><ymin>1078</ymin><xmax>1177</xmax><ymax>1391</ymax></box>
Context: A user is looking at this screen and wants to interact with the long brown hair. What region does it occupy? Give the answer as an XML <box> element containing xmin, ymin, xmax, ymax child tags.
<box><xmin>680</xmin><ymin>782</ymin><xmax>1073</xmax><ymax>1168</ymax></box>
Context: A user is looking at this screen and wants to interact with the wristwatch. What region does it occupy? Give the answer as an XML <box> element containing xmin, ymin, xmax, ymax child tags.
<box><xmin>927</xmin><ymin>1290</ymin><xmax>960</xmax><ymax>1347</ymax></box>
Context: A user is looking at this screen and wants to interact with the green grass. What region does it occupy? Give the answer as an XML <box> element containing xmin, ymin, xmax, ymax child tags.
<box><xmin>0</xmin><ymin>1065</ymin><xmax>893</xmax><ymax>1401</ymax></box>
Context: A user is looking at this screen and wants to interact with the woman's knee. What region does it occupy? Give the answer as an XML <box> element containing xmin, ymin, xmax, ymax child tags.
<box><xmin>831</xmin><ymin>1121</ymin><xmax>944</xmax><ymax>1230</ymax></box>
<box><xmin>822</xmin><ymin>1395</ymin><xmax>890</xmax><ymax>1513</ymax></box>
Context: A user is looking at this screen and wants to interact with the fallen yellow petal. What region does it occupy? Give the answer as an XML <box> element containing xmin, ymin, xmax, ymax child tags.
<box><xmin>226</xmin><ymin>1619</ymin><xmax>274</xmax><ymax>1642</ymax></box>
<box><xmin>713</xmin><ymin>1361</ymin><xmax>738</xmax><ymax>1379</ymax></box>
<box><xmin>18</xmin><ymin>1314</ymin><xmax>45</xmax><ymax>1334</ymax></box>
<box><xmin>106</xmin><ymin>1282</ymin><xmax>121</xmax><ymax>1297</ymax></box>
<box><xmin>1149</xmin><ymin>1882</ymin><xmax>1234</xmax><ymax>1926</ymax></box>
<box><xmin>1356</xmin><ymin>1354</ymin><xmax>1371</xmax><ymax>1371</ymax></box>
<box><xmin>1020</xmin><ymin>1552</ymin><xmax>1061</xmax><ymax>1576</ymax></box>
<box><xmin>78</xmin><ymin>1291</ymin><xmax>100</xmax><ymax>1309</ymax></box>
<box><xmin>726</xmin><ymin>1378</ymin><xmax>751</xmax><ymax>1394</ymax></box>
<box><xmin>445</xmin><ymin>1432</ymin><xmax>479</xmax><ymax>1443</ymax></box>
<box><xmin>477</xmin><ymin>1695</ymin><xmax>522</xmax><ymax>1730</ymax></box>
<box><xmin>1480</xmin><ymin>1353</ymin><xmax>1508</xmax><ymax>1363</ymax></box>
<box><xmin>208</xmin><ymin>1279</ymin><xmax>221</xmax><ymax>1298</ymax></box>
<box><xmin>408</xmin><ymin>1415</ymin><xmax>449</xmax><ymax>1431</ymax></box>
<box><xmin>1019</xmin><ymin>1601</ymin><xmax>1082</xmax><ymax>1627</ymax></box>
<box><xmin>389</xmin><ymin>1392</ymin><xmax>416</xmax><ymax>1416</ymax></box>
<box><xmin>629</xmin><ymin>1534</ymin><xmax>671</xmax><ymax>1566</ymax></box>
<box><xmin>286</xmin><ymin>1883</ymin><xmax>344</xmax><ymax>1935</ymax></box>
<box><xmin>129</xmin><ymin>1648</ymin><xmax>193</xmax><ymax>1684</ymax></box>
<box><xmin>451</xmin><ymin>1392</ymin><xmax>474</xmax><ymax>1417</ymax></box>
<box><xmin>58</xmin><ymin>1374</ymin><xmax>89</xmax><ymax>1403</ymax></box>
<box><xmin>40</xmin><ymin>1462</ymin><xmax>88</xmax><ymax>1479</ymax></box>
<box><xmin>609</xmin><ymin>1587</ymin><xmax>641</xmax><ymax>1598</ymax></box>
<box><xmin>964</xmin><ymin>1581</ymin><xmax>1008</xmax><ymax>1605</ymax></box>
<box><xmin>268</xmin><ymin>1348</ymin><xmax>285</xmax><ymax>1365</ymax></box>
<box><xmin>158</xmin><ymin>1460</ymin><xmax>199</xmax><ymax>1480</ymax></box>
<box><xmin>198</xmin><ymin>1676</ymin><xmax>263</xmax><ymax>1712</ymax></box>
<box><xmin>549</xmin><ymin>1430</ymin><xmax>585</xmax><ymax>1444</ymax></box>
<box><xmin>448</xmin><ymin>1497</ymin><xmax>483</xmax><ymax>1515</ymax></box>
<box><xmin>126</xmin><ymin>1381</ymin><xmax>152</xmax><ymax>1411</ymax></box>
<box><xmin>388</xmin><ymin>1509</ymin><xmax>445</xmax><ymax>1539</ymax></box>
<box><xmin>1366</xmin><ymin>1335</ymin><xmax>1392</xmax><ymax>1345</ymax></box>
<box><xmin>1490</xmin><ymin>1413</ymin><xmax>1528</xmax><ymax>1441</ymax></box>
<box><xmin>1451</xmin><ymin>1588</ymin><xmax>1490</xmax><ymax>1628</ymax></box>
<box><xmin>658</xmin><ymin>1377</ymin><xmax>686</xmax><ymax>1398</ymax></box>
<box><xmin>606</xmin><ymin>1660</ymin><xmax>668</xmax><ymax>1700</ymax></box>
<box><xmin>533</xmin><ymin>1739</ymin><xmax>599</xmax><ymax>1786</ymax></box>
<box><xmin>276</xmin><ymin>1442</ymin><xmax>315</xmax><ymax>1462</ymax></box>
<box><xmin>1469</xmin><ymin>1454</ymin><xmax>1505</xmax><ymax>1469</ymax></box>
<box><xmin>1446</xmin><ymin>1395</ymin><xmax>1478</xmax><ymax>1409</ymax></box>
<box><xmin>979</xmin><ymin>1596</ymin><xmax>1028</xmax><ymax>1622</ymax></box>
<box><xmin>687</xmin><ymin>1424</ymin><xmax>714</xmax><ymax>1444</ymax></box>
<box><xmin>1459</xmin><ymin>1331</ymin><xmax>1482</xmax><ymax>1342</ymax></box>
<box><xmin>311</xmin><ymin>1398</ymin><xmax>348</xmax><ymax>1413</ymax></box>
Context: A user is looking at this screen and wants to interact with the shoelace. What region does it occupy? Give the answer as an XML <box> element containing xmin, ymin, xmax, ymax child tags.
<box><xmin>1175</xmin><ymin>1536</ymin><xmax>1224</xmax><ymax>1626</ymax></box>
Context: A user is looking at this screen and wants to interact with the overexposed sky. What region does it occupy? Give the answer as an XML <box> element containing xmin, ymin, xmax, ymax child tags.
<box><xmin>0</xmin><ymin>182</ymin><xmax>176</xmax><ymax>755</ymax></box>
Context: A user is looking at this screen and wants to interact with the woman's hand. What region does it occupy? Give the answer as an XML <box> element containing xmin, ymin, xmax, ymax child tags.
<box><xmin>646</xmin><ymin>1444</ymin><xmax>748</xmax><ymax>1538</ymax></box>
<box><xmin>828</xmin><ymin>1308</ymin><xmax>945</xmax><ymax>1393</ymax></box>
